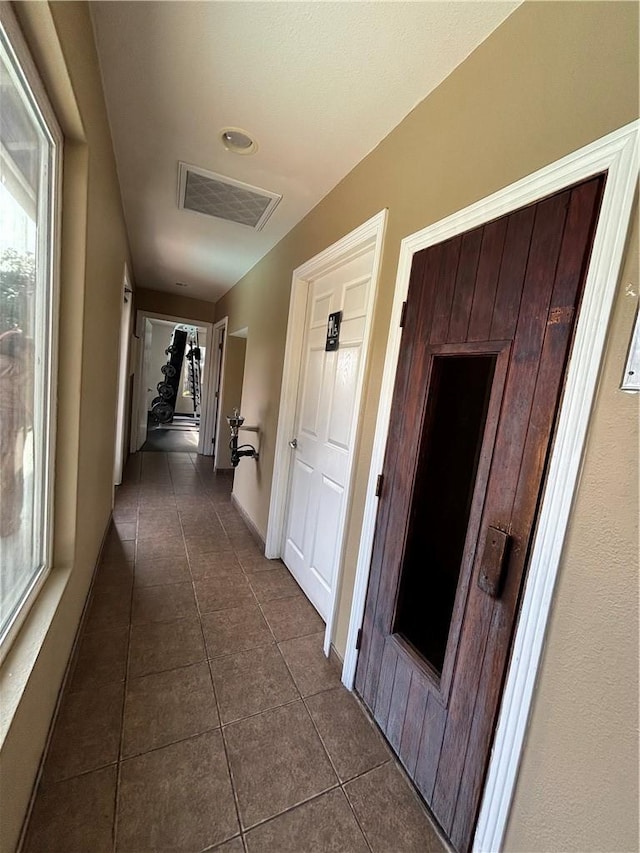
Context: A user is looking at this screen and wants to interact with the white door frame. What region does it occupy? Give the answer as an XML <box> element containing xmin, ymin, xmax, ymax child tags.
<box><xmin>113</xmin><ymin>264</ymin><xmax>133</xmax><ymax>487</ymax></box>
<box><xmin>130</xmin><ymin>316</ymin><xmax>152</xmax><ymax>453</ymax></box>
<box><xmin>210</xmin><ymin>316</ymin><xmax>229</xmax><ymax>469</ymax></box>
<box><xmin>266</xmin><ymin>209</ymin><xmax>388</xmax><ymax>656</ymax></box>
<box><xmin>341</xmin><ymin>121</ymin><xmax>638</xmax><ymax>852</ymax></box>
<box><xmin>131</xmin><ymin>310</ymin><xmax>216</xmax><ymax>455</ymax></box>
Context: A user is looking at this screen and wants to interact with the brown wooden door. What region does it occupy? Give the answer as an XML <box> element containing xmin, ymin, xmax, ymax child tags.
<box><xmin>355</xmin><ymin>176</ymin><xmax>605</xmax><ymax>852</ymax></box>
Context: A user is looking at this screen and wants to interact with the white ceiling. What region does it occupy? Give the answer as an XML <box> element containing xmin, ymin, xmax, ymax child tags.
<box><xmin>90</xmin><ymin>1</ymin><xmax>520</xmax><ymax>304</ymax></box>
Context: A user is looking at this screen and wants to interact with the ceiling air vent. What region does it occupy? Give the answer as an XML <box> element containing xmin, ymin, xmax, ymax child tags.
<box><xmin>177</xmin><ymin>162</ymin><xmax>281</xmax><ymax>230</ymax></box>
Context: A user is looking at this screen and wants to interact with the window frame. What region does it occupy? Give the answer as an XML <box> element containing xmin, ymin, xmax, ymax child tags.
<box><xmin>0</xmin><ymin>5</ymin><xmax>63</xmax><ymax>663</ymax></box>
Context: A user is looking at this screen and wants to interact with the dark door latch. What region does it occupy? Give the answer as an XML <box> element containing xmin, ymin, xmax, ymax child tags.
<box><xmin>478</xmin><ymin>526</ymin><xmax>511</xmax><ymax>598</ymax></box>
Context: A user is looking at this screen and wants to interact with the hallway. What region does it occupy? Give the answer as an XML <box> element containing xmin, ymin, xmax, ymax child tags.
<box><xmin>22</xmin><ymin>452</ymin><xmax>446</xmax><ymax>853</ymax></box>
<box><xmin>141</xmin><ymin>419</ymin><xmax>200</xmax><ymax>453</ymax></box>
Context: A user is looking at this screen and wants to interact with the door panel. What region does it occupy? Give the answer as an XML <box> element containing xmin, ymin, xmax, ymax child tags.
<box><xmin>466</xmin><ymin>217</ymin><xmax>508</xmax><ymax>342</ymax></box>
<box><xmin>392</xmin><ymin>343</ymin><xmax>511</xmax><ymax>692</ymax></box>
<box><xmin>327</xmin><ymin>345</ymin><xmax>362</xmax><ymax>449</ymax></box>
<box><xmin>285</xmin><ymin>458</ymin><xmax>313</xmax><ymax>555</ymax></box>
<box><xmin>210</xmin><ymin>327</ymin><xmax>225</xmax><ymax>460</ymax></box>
<box><xmin>356</xmin><ymin>175</ymin><xmax>605</xmax><ymax>851</ymax></box>
<box><xmin>282</xmin><ymin>249</ymin><xmax>375</xmax><ymax>620</ymax></box>
<box><xmin>136</xmin><ymin>318</ymin><xmax>153</xmax><ymax>450</ymax></box>
<box><xmin>310</xmin><ymin>475</ymin><xmax>343</xmax><ymax>592</ymax></box>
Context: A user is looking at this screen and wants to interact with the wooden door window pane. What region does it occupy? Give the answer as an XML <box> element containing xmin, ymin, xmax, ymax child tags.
<box><xmin>394</xmin><ymin>354</ymin><xmax>496</xmax><ymax>675</ymax></box>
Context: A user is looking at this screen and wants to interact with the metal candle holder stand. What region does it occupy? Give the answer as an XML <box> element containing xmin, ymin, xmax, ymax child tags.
<box><xmin>227</xmin><ymin>409</ymin><xmax>259</xmax><ymax>467</ymax></box>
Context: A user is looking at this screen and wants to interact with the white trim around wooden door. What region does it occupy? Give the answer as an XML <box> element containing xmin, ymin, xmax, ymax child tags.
<box><xmin>340</xmin><ymin>122</ymin><xmax>639</xmax><ymax>852</ymax></box>
<box><xmin>265</xmin><ymin>209</ymin><xmax>388</xmax><ymax>657</ymax></box>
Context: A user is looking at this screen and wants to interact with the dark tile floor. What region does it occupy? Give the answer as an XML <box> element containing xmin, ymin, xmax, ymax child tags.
<box><xmin>23</xmin><ymin>452</ymin><xmax>447</xmax><ymax>853</ymax></box>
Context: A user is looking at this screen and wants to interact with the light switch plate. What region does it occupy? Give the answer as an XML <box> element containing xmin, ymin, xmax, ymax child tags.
<box><xmin>621</xmin><ymin>304</ymin><xmax>640</xmax><ymax>392</ymax></box>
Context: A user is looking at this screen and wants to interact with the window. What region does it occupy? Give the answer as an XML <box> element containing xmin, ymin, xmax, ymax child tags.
<box><xmin>0</xmin><ymin>14</ymin><xmax>61</xmax><ymax>654</ymax></box>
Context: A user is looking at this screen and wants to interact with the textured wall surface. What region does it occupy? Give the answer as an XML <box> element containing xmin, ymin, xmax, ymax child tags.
<box><xmin>218</xmin><ymin>335</ymin><xmax>248</xmax><ymax>469</ymax></box>
<box><xmin>136</xmin><ymin>287</ymin><xmax>216</xmax><ymax>326</ymax></box>
<box><xmin>0</xmin><ymin>4</ymin><xmax>132</xmax><ymax>850</ymax></box>
<box><xmin>214</xmin><ymin>2</ymin><xmax>639</xmax><ymax>850</ymax></box>
<box><xmin>504</xmin><ymin>212</ymin><xmax>639</xmax><ymax>853</ymax></box>
<box><xmin>0</xmin><ymin>2</ymin><xmax>637</xmax><ymax>852</ymax></box>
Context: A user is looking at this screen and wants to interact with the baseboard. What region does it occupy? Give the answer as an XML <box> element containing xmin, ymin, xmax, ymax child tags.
<box><xmin>16</xmin><ymin>513</ymin><xmax>113</xmax><ymax>853</ymax></box>
<box><xmin>329</xmin><ymin>643</ymin><xmax>344</xmax><ymax>674</ymax></box>
<box><xmin>230</xmin><ymin>492</ymin><xmax>265</xmax><ymax>552</ymax></box>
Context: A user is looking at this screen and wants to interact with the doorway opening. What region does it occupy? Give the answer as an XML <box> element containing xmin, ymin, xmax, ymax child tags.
<box><xmin>113</xmin><ymin>265</ymin><xmax>133</xmax><ymax>485</ymax></box>
<box><xmin>141</xmin><ymin>319</ymin><xmax>207</xmax><ymax>452</ymax></box>
<box><xmin>213</xmin><ymin>324</ymin><xmax>248</xmax><ymax>471</ymax></box>
<box><xmin>131</xmin><ymin>310</ymin><xmax>216</xmax><ymax>456</ymax></box>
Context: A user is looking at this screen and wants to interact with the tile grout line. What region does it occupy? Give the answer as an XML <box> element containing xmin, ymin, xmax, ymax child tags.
<box><xmin>231</xmin><ymin>522</ymin><xmax>327</xmax><ymax>674</ymax></box>
<box><xmin>114</xmin><ymin>456</ymin><xmax>221</xmax><ymax>759</ymax></box>
<box><xmin>341</xmin><ymin>782</ymin><xmax>377</xmax><ymax>853</ymax></box>
<box><xmin>28</xmin><ymin>452</ymin><xmax>394</xmax><ymax>852</ymax></box>
<box><xmin>297</xmin><ymin>693</ymin><xmax>376</xmax><ymax>853</ymax></box>
<box><xmin>20</xmin><ymin>732</ymin><xmax>389</xmax><ymax>793</ymax></box>
<box><xmin>116</xmin><ymin>723</ymin><xmax>224</xmax><ymax>763</ymax></box>
<box><xmin>111</xmin><ymin>456</ymin><xmax>389</xmax><ymax>852</ymax></box>
<box><xmin>207</xmin><ymin>484</ymin><xmax>343</xmax><ymax>844</ymax></box>
<box><xmin>220</xmin><ymin>695</ymin><xmax>302</xmax><ymax>731</ymax></box>
<box><xmin>111</xmin><ymin>460</ymin><xmax>140</xmax><ymax>853</ymax></box>
<box><xmin>179</xmin><ymin>458</ymin><xmax>246</xmax><ymax>847</ymax></box>
<box><xmin>217</xmin><ymin>721</ymin><xmax>247</xmax><ymax>842</ymax></box>
<box><xmin>248</xmin><ymin>530</ymin><xmax>378</xmax><ymax>853</ymax></box>
<box><xmin>239</xmin><ymin>781</ymin><xmax>342</xmax><ymax>839</ymax></box>
<box><xmin>263</xmin><ymin>600</ymin><xmax>379</xmax><ymax>852</ymax></box>
<box><xmin>210</xmin><ymin>494</ymin><xmax>299</xmax><ymax>843</ymax></box>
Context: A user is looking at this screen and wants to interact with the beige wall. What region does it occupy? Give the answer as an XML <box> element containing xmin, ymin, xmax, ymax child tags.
<box><xmin>0</xmin><ymin>3</ymin><xmax>132</xmax><ymax>851</ymax></box>
<box><xmin>218</xmin><ymin>335</ymin><xmax>247</xmax><ymax>469</ymax></box>
<box><xmin>504</xmin><ymin>208</ymin><xmax>639</xmax><ymax>852</ymax></box>
<box><xmin>215</xmin><ymin>2</ymin><xmax>639</xmax><ymax>850</ymax></box>
<box><xmin>136</xmin><ymin>286</ymin><xmax>216</xmax><ymax>326</ymax></box>
<box><xmin>0</xmin><ymin>2</ymin><xmax>636</xmax><ymax>851</ymax></box>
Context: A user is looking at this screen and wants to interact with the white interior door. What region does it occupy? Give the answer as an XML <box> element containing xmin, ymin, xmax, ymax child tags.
<box><xmin>210</xmin><ymin>323</ymin><xmax>226</xmax><ymax>463</ymax></box>
<box><xmin>136</xmin><ymin>318</ymin><xmax>153</xmax><ymax>450</ymax></box>
<box><xmin>282</xmin><ymin>247</ymin><xmax>375</xmax><ymax>619</ymax></box>
<box><xmin>113</xmin><ymin>277</ymin><xmax>132</xmax><ymax>485</ymax></box>
<box><xmin>196</xmin><ymin>325</ymin><xmax>215</xmax><ymax>456</ymax></box>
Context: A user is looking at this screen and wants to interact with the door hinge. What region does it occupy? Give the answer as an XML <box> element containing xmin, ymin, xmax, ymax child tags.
<box><xmin>356</xmin><ymin>628</ymin><xmax>363</xmax><ymax>650</ymax></box>
<box><xmin>399</xmin><ymin>301</ymin><xmax>407</xmax><ymax>328</ymax></box>
<box><xmin>375</xmin><ymin>474</ymin><xmax>383</xmax><ymax>497</ymax></box>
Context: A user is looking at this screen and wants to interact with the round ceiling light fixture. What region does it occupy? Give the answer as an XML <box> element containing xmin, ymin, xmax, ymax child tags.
<box><xmin>220</xmin><ymin>127</ymin><xmax>258</xmax><ymax>155</ymax></box>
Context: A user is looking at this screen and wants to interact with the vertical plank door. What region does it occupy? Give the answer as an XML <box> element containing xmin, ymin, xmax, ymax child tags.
<box><xmin>356</xmin><ymin>175</ymin><xmax>605</xmax><ymax>852</ymax></box>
